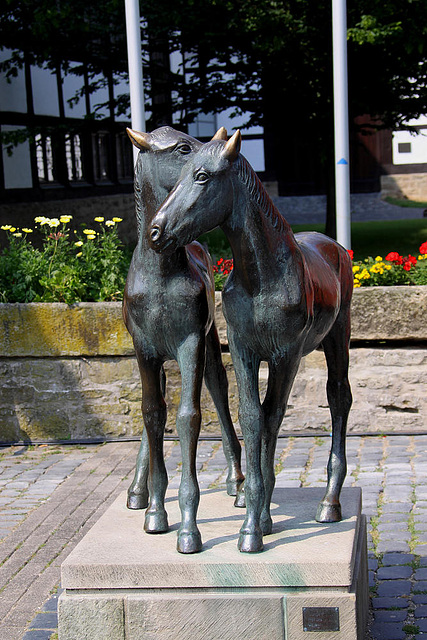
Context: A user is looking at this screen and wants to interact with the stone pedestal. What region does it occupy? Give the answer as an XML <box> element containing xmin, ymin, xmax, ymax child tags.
<box><xmin>59</xmin><ymin>487</ymin><xmax>368</xmax><ymax>640</ymax></box>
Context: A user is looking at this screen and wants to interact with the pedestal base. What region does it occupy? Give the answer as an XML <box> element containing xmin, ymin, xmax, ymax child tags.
<box><xmin>59</xmin><ymin>487</ymin><xmax>368</xmax><ymax>640</ymax></box>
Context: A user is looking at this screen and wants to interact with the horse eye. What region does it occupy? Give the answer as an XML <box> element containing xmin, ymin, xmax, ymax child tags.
<box><xmin>195</xmin><ymin>171</ymin><xmax>209</xmax><ymax>184</ymax></box>
<box><xmin>177</xmin><ymin>144</ymin><xmax>192</xmax><ymax>155</ymax></box>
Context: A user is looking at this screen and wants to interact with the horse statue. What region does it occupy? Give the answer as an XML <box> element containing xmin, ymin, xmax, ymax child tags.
<box><xmin>123</xmin><ymin>126</ymin><xmax>244</xmax><ymax>554</ymax></box>
<box><xmin>149</xmin><ymin>130</ymin><xmax>354</xmax><ymax>553</ymax></box>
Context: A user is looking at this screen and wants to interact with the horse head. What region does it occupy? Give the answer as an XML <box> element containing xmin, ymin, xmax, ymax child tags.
<box><xmin>149</xmin><ymin>129</ymin><xmax>241</xmax><ymax>254</ymax></box>
<box><xmin>127</xmin><ymin>126</ymin><xmax>228</xmax><ymax>194</ymax></box>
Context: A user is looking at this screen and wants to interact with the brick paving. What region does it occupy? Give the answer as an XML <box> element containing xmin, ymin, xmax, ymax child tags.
<box><xmin>2</xmin><ymin>435</ymin><xmax>427</xmax><ymax>638</ymax></box>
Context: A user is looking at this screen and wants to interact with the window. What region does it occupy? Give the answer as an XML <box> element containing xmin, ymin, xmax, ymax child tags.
<box><xmin>65</xmin><ymin>134</ymin><xmax>83</xmax><ymax>181</ymax></box>
<box><xmin>398</xmin><ymin>142</ymin><xmax>412</xmax><ymax>154</ymax></box>
<box><xmin>35</xmin><ymin>134</ymin><xmax>54</xmax><ymax>182</ymax></box>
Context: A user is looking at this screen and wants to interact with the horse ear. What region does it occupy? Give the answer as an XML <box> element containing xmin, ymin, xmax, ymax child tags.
<box><xmin>222</xmin><ymin>130</ymin><xmax>241</xmax><ymax>162</ymax></box>
<box><xmin>126</xmin><ymin>128</ymin><xmax>152</xmax><ymax>150</ymax></box>
<box><xmin>211</xmin><ymin>127</ymin><xmax>228</xmax><ymax>141</ymax></box>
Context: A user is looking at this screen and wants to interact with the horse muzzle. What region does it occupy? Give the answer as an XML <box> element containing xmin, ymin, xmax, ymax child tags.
<box><xmin>148</xmin><ymin>223</ymin><xmax>177</xmax><ymax>254</ymax></box>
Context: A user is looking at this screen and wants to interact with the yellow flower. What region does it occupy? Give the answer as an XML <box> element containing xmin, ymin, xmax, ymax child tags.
<box><xmin>74</xmin><ymin>241</ymin><xmax>83</xmax><ymax>247</ymax></box>
<box><xmin>112</xmin><ymin>217</ymin><xmax>122</xmax><ymax>223</ymax></box>
<box><xmin>105</xmin><ymin>220</ymin><xmax>115</xmax><ymax>227</ymax></box>
<box><xmin>13</xmin><ymin>232</ymin><xmax>22</xmax><ymax>238</ymax></box>
<box><xmin>76</xmin><ymin>252</ymin><xmax>82</xmax><ymax>258</ymax></box>
<box><xmin>22</xmin><ymin>228</ymin><xmax>33</xmax><ymax>233</ymax></box>
<box><xmin>1</xmin><ymin>225</ymin><xmax>12</xmax><ymax>231</ymax></box>
<box><xmin>9</xmin><ymin>227</ymin><xmax>16</xmax><ymax>233</ymax></box>
<box><xmin>35</xmin><ymin>216</ymin><xmax>50</xmax><ymax>225</ymax></box>
<box><xmin>83</xmin><ymin>229</ymin><xmax>96</xmax><ymax>235</ymax></box>
<box><xmin>375</xmin><ymin>256</ymin><xmax>383</xmax><ymax>262</ymax></box>
<box><xmin>60</xmin><ymin>215</ymin><xmax>72</xmax><ymax>224</ymax></box>
<box><xmin>353</xmin><ymin>281</ymin><xmax>361</xmax><ymax>288</ymax></box>
<box><xmin>86</xmin><ymin>234</ymin><xmax>96</xmax><ymax>240</ymax></box>
<box><xmin>352</xmin><ymin>265</ymin><xmax>360</xmax><ymax>273</ymax></box>
<box><xmin>385</xmin><ymin>264</ymin><xmax>392</xmax><ymax>270</ymax></box>
<box><xmin>48</xmin><ymin>218</ymin><xmax>60</xmax><ymax>228</ymax></box>
<box><xmin>94</xmin><ymin>216</ymin><xmax>104</xmax><ymax>222</ymax></box>
<box><xmin>360</xmin><ymin>268</ymin><xmax>370</xmax><ymax>280</ymax></box>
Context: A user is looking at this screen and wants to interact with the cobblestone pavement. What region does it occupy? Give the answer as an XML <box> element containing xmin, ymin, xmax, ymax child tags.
<box><xmin>2</xmin><ymin>435</ymin><xmax>427</xmax><ymax>639</ymax></box>
<box><xmin>274</xmin><ymin>192</ymin><xmax>425</xmax><ymax>225</ymax></box>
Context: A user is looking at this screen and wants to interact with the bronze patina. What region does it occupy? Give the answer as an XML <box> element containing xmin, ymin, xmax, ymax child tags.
<box><xmin>150</xmin><ymin>130</ymin><xmax>353</xmax><ymax>553</ymax></box>
<box><xmin>124</xmin><ymin>126</ymin><xmax>244</xmax><ymax>554</ymax></box>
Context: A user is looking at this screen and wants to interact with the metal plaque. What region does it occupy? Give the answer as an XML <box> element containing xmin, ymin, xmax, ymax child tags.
<box><xmin>302</xmin><ymin>607</ymin><xmax>340</xmax><ymax>632</ymax></box>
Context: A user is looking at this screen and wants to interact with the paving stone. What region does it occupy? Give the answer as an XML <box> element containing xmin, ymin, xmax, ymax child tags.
<box><xmin>414</xmin><ymin>594</ymin><xmax>427</xmax><ymax>604</ymax></box>
<box><xmin>376</xmin><ymin>580</ymin><xmax>411</xmax><ymax>597</ymax></box>
<box><xmin>373</xmin><ymin>610</ymin><xmax>407</xmax><ymax>623</ymax></box>
<box><xmin>29</xmin><ymin>611</ymin><xmax>58</xmax><ymax>628</ymax></box>
<box><xmin>415</xmin><ymin>618</ymin><xmax>427</xmax><ymax>632</ymax></box>
<box><xmin>377</xmin><ymin>565</ymin><xmax>412</xmax><ymax>580</ymax></box>
<box><xmin>414</xmin><ymin>569</ymin><xmax>427</xmax><ymax>580</ymax></box>
<box><xmin>381</xmin><ymin>553</ymin><xmax>414</xmax><ymax>566</ymax></box>
<box><xmin>22</xmin><ymin>631</ymin><xmax>54</xmax><ymax>640</ymax></box>
<box><xmin>370</xmin><ymin>622</ymin><xmax>406</xmax><ymax>639</ymax></box>
<box><xmin>376</xmin><ymin>540</ymin><xmax>411</xmax><ymax>553</ymax></box>
<box><xmin>413</xmin><ymin>581</ymin><xmax>427</xmax><ymax>593</ymax></box>
<box><xmin>414</xmin><ymin>606</ymin><xmax>427</xmax><ymax>618</ymax></box>
<box><xmin>371</xmin><ymin>597</ymin><xmax>408</xmax><ymax>610</ymax></box>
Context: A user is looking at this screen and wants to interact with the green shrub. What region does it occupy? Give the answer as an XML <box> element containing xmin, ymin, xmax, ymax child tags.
<box><xmin>0</xmin><ymin>215</ymin><xmax>130</xmax><ymax>303</ymax></box>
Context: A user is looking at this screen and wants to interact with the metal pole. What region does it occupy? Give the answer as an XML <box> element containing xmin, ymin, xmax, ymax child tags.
<box><xmin>332</xmin><ymin>0</ymin><xmax>351</xmax><ymax>249</ymax></box>
<box><xmin>124</xmin><ymin>0</ymin><xmax>146</xmax><ymax>163</ymax></box>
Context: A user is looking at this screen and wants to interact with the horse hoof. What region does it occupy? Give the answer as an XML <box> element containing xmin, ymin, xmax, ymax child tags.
<box><xmin>316</xmin><ymin>501</ymin><xmax>342</xmax><ymax>523</ymax></box>
<box><xmin>127</xmin><ymin>491</ymin><xmax>149</xmax><ymax>510</ymax></box>
<box><xmin>177</xmin><ymin>530</ymin><xmax>202</xmax><ymax>554</ymax></box>
<box><xmin>238</xmin><ymin>530</ymin><xmax>263</xmax><ymax>553</ymax></box>
<box><xmin>260</xmin><ymin>514</ymin><xmax>273</xmax><ymax>535</ymax></box>
<box><xmin>234</xmin><ymin>485</ymin><xmax>246</xmax><ymax>508</ymax></box>
<box><xmin>144</xmin><ymin>510</ymin><xmax>168</xmax><ymax>533</ymax></box>
<box><xmin>226</xmin><ymin>474</ymin><xmax>245</xmax><ymax>497</ymax></box>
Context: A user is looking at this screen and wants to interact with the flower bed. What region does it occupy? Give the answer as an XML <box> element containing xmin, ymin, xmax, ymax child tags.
<box><xmin>0</xmin><ymin>216</ymin><xmax>129</xmax><ymax>303</ymax></box>
<box><xmin>213</xmin><ymin>243</ymin><xmax>427</xmax><ymax>290</ymax></box>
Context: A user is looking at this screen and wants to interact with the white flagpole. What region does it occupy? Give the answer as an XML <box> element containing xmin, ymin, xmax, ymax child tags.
<box><xmin>332</xmin><ymin>0</ymin><xmax>351</xmax><ymax>249</ymax></box>
<box><xmin>124</xmin><ymin>0</ymin><xmax>146</xmax><ymax>164</ymax></box>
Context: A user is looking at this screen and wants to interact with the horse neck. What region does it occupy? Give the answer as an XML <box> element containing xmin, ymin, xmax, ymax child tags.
<box><xmin>222</xmin><ymin>157</ymin><xmax>301</xmax><ymax>292</ymax></box>
<box><xmin>133</xmin><ymin>157</ymin><xmax>187</xmax><ymax>272</ymax></box>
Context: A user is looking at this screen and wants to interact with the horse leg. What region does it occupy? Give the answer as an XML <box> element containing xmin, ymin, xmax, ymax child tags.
<box><xmin>134</xmin><ymin>355</ymin><xmax>169</xmax><ymax>533</ymax></box>
<box><xmin>316</xmin><ymin>304</ymin><xmax>352</xmax><ymax>523</ymax></box>
<box><xmin>175</xmin><ymin>333</ymin><xmax>205</xmax><ymax>554</ymax></box>
<box><xmin>127</xmin><ymin>366</ymin><xmax>166</xmax><ymax>509</ymax></box>
<box><xmin>204</xmin><ymin>324</ymin><xmax>244</xmax><ymax>497</ymax></box>
<box><xmin>229</xmin><ymin>329</ymin><xmax>264</xmax><ymax>553</ymax></box>
<box><xmin>260</xmin><ymin>354</ymin><xmax>302</xmax><ymax>534</ymax></box>
<box><xmin>127</xmin><ymin>426</ymin><xmax>149</xmax><ymax>509</ymax></box>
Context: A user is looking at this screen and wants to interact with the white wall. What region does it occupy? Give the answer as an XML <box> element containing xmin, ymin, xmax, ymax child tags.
<box><xmin>393</xmin><ymin>128</ymin><xmax>427</xmax><ymax>165</ymax></box>
<box><xmin>31</xmin><ymin>64</ymin><xmax>60</xmax><ymax>116</ymax></box>
<box><xmin>63</xmin><ymin>63</ymin><xmax>87</xmax><ymax>119</ymax></box>
<box><xmin>0</xmin><ymin>49</ymin><xmax>27</xmax><ymax>112</ymax></box>
<box><xmin>2</xmin><ymin>125</ymin><xmax>33</xmax><ymax>189</ymax></box>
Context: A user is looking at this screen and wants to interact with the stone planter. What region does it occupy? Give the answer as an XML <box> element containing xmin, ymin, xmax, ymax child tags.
<box><xmin>0</xmin><ymin>286</ymin><xmax>426</xmax><ymax>442</ymax></box>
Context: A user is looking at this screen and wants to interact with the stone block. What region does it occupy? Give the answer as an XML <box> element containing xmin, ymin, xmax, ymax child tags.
<box><xmin>58</xmin><ymin>593</ymin><xmax>124</xmax><ymax>640</ymax></box>
<box><xmin>125</xmin><ymin>593</ymin><xmax>284</xmax><ymax>640</ymax></box>
<box><xmin>59</xmin><ymin>487</ymin><xmax>368</xmax><ymax>640</ymax></box>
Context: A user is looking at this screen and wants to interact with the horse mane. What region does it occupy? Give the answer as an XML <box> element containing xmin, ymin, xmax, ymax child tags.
<box><xmin>234</xmin><ymin>154</ymin><xmax>289</xmax><ymax>234</ymax></box>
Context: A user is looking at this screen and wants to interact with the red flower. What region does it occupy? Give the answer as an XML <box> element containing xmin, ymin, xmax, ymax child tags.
<box><xmin>403</xmin><ymin>261</ymin><xmax>412</xmax><ymax>271</ymax></box>
<box><xmin>420</xmin><ymin>242</ymin><xmax>427</xmax><ymax>255</ymax></box>
<box><xmin>347</xmin><ymin>249</ymin><xmax>354</xmax><ymax>260</ymax></box>
<box><xmin>385</xmin><ymin>252</ymin><xmax>403</xmax><ymax>265</ymax></box>
<box><xmin>406</xmin><ymin>254</ymin><xmax>417</xmax><ymax>265</ymax></box>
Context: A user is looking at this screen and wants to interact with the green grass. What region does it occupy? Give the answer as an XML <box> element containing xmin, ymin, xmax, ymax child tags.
<box><xmin>200</xmin><ymin>219</ymin><xmax>427</xmax><ymax>262</ymax></box>
<box><xmin>385</xmin><ymin>196</ymin><xmax>427</xmax><ymax>209</ymax></box>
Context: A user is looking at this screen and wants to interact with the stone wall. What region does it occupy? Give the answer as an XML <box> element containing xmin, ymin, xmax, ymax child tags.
<box><xmin>381</xmin><ymin>173</ymin><xmax>427</xmax><ymax>203</ymax></box>
<box><xmin>0</xmin><ymin>287</ymin><xmax>426</xmax><ymax>442</ymax></box>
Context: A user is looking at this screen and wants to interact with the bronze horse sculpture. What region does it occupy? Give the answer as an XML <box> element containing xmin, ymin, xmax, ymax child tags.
<box><xmin>123</xmin><ymin>126</ymin><xmax>244</xmax><ymax>554</ymax></box>
<box><xmin>150</xmin><ymin>130</ymin><xmax>354</xmax><ymax>553</ymax></box>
